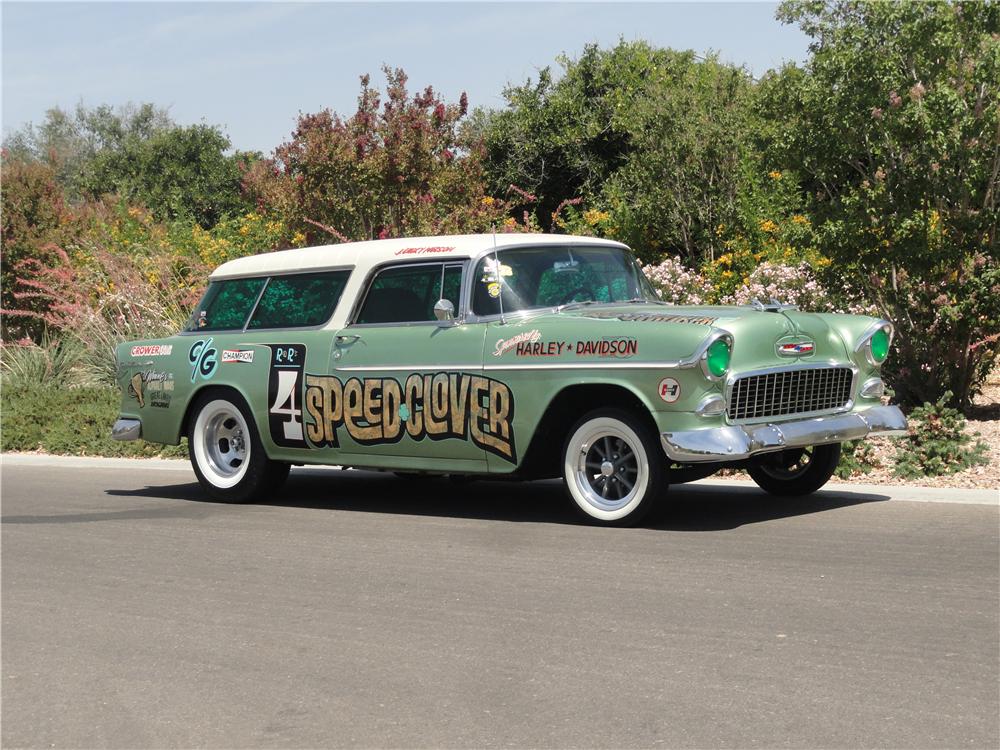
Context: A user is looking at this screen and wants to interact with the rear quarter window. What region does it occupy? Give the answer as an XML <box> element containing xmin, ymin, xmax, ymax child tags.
<box><xmin>187</xmin><ymin>277</ymin><xmax>266</xmax><ymax>331</ymax></box>
<box><xmin>247</xmin><ymin>271</ymin><xmax>351</xmax><ymax>329</ymax></box>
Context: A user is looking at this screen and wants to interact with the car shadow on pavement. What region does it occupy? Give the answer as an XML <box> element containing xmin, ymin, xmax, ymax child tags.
<box><xmin>108</xmin><ymin>468</ymin><xmax>891</xmax><ymax>530</ymax></box>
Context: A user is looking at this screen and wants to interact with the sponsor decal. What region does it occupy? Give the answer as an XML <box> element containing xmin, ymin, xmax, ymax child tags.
<box><xmin>394</xmin><ymin>245</ymin><xmax>456</xmax><ymax>256</ymax></box>
<box><xmin>188</xmin><ymin>339</ymin><xmax>218</xmax><ymax>382</ymax></box>
<box><xmin>266</xmin><ymin>345</ymin><xmax>307</xmax><ymax>448</ymax></box>
<box><xmin>577</xmin><ymin>337</ymin><xmax>637</xmax><ymax>358</ymax></box>
<box><xmin>495</xmin><ymin>331</ymin><xmax>639</xmax><ymax>359</ymax></box>
<box><xmin>658</xmin><ymin>377</ymin><xmax>681</xmax><ymax>404</ymax></box>
<box><xmin>304</xmin><ymin>371</ymin><xmax>517</xmax><ymax>462</ymax></box>
<box><xmin>221</xmin><ymin>349</ymin><xmax>255</xmax><ymax>364</ymax></box>
<box><xmin>128</xmin><ymin>370</ymin><xmax>174</xmax><ymax>409</ymax></box>
<box><xmin>517</xmin><ymin>340</ymin><xmax>570</xmax><ymax>357</ymax></box>
<box><xmin>777</xmin><ymin>340</ymin><xmax>815</xmax><ymax>357</ymax></box>
<box><xmin>129</xmin><ymin>373</ymin><xmax>145</xmax><ymax>408</ymax></box>
<box><xmin>583</xmin><ymin>311</ymin><xmax>718</xmax><ymax>325</ymax></box>
<box><xmin>493</xmin><ymin>330</ymin><xmax>541</xmax><ymax>357</ymax></box>
<box><xmin>130</xmin><ymin>344</ymin><xmax>173</xmax><ymax>357</ymax></box>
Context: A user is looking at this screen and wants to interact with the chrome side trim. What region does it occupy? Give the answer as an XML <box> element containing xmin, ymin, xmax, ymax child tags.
<box><xmin>485</xmin><ymin>361</ymin><xmax>684</xmax><ymax>371</ymax></box>
<box><xmin>336</xmin><ymin>361</ymin><xmax>689</xmax><ymax>372</ymax></box>
<box><xmin>661</xmin><ymin>405</ymin><xmax>908</xmax><ymax>463</ymax></box>
<box><xmin>335</xmin><ymin>364</ymin><xmax>484</xmax><ymax>372</ymax></box>
<box><xmin>111</xmin><ymin>418</ymin><xmax>142</xmax><ymax>441</ymax></box>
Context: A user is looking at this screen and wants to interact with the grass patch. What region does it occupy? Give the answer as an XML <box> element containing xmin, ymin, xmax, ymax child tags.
<box><xmin>1</xmin><ymin>383</ymin><xmax>186</xmax><ymax>458</ymax></box>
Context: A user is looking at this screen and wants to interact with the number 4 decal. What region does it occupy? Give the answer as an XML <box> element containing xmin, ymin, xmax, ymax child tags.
<box><xmin>266</xmin><ymin>344</ymin><xmax>307</xmax><ymax>448</ymax></box>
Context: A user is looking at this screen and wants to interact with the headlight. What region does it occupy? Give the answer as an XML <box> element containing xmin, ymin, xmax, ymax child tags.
<box><xmin>855</xmin><ymin>320</ymin><xmax>893</xmax><ymax>367</ymax></box>
<box><xmin>702</xmin><ymin>336</ymin><xmax>732</xmax><ymax>379</ymax></box>
<box><xmin>870</xmin><ymin>328</ymin><xmax>890</xmax><ymax>363</ymax></box>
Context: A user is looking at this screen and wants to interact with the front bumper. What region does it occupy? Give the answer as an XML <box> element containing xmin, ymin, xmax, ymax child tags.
<box><xmin>112</xmin><ymin>418</ymin><xmax>142</xmax><ymax>441</ymax></box>
<box><xmin>661</xmin><ymin>405</ymin><xmax>907</xmax><ymax>463</ymax></box>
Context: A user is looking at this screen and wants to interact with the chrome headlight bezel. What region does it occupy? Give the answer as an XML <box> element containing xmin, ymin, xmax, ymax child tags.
<box><xmin>698</xmin><ymin>332</ymin><xmax>734</xmax><ymax>382</ymax></box>
<box><xmin>854</xmin><ymin>320</ymin><xmax>894</xmax><ymax>367</ymax></box>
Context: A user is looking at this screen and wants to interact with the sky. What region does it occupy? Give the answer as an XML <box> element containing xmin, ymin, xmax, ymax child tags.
<box><xmin>2</xmin><ymin>2</ymin><xmax>812</xmax><ymax>155</ymax></box>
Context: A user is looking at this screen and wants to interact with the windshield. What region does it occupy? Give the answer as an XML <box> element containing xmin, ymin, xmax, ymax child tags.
<box><xmin>471</xmin><ymin>245</ymin><xmax>657</xmax><ymax>316</ymax></box>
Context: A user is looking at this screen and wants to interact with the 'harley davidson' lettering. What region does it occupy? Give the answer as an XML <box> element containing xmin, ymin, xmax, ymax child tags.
<box><xmin>304</xmin><ymin>371</ymin><xmax>516</xmax><ymax>462</ymax></box>
<box><xmin>576</xmin><ymin>338</ymin><xmax>638</xmax><ymax>357</ymax></box>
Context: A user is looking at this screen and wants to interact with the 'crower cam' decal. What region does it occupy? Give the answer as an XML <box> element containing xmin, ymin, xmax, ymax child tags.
<box><xmin>266</xmin><ymin>344</ymin><xmax>308</xmax><ymax>448</ymax></box>
<box><xmin>304</xmin><ymin>372</ymin><xmax>517</xmax><ymax>462</ymax></box>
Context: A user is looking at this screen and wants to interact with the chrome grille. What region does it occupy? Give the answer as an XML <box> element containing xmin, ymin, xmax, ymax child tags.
<box><xmin>728</xmin><ymin>367</ymin><xmax>853</xmax><ymax>422</ymax></box>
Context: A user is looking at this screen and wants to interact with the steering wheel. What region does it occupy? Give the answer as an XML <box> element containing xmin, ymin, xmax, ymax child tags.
<box><xmin>558</xmin><ymin>283</ymin><xmax>598</xmax><ymax>305</ymax></box>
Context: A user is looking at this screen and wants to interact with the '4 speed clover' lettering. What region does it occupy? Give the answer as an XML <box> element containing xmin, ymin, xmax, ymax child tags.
<box><xmin>266</xmin><ymin>344</ymin><xmax>307</xmax><ymax>447</ymax></box>
<box><xmin>304</xmin><ymin>371</ymin><xmax>516</xmax><ymax>462</ymax></box>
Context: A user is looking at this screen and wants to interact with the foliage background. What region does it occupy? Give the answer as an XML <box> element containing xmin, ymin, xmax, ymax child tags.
<box><xmin>2</xmin><ymin>1</ymin><xmax>998</xmax><ymax>444</ymax></box>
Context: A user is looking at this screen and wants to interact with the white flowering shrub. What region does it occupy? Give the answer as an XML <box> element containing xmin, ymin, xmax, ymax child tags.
<box><xmin>642</xmin><ymin>257</ymin><xmax>714</xmax><ymax>305</ymax></box>
<box><xmin>721</xmin><ymin>261</ymin><xmax>837</xmax><ymax>311</ymax></box>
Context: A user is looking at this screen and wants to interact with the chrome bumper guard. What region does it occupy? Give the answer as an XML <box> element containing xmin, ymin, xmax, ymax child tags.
<box><xmin>661</xmin><ymin>405</ymin><xmax>907</xmax><ymax>463</ymax></box>
<box><xmin>111</xmin><ymin>418</ymin><xmax>142</xmax><ymax>441</ymax></box>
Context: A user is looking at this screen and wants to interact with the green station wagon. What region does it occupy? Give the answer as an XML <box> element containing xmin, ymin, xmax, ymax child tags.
<box><xmin>113</xmin><ymin>234</ymin><xmax>907</xmax><ymax>525</ymax></box>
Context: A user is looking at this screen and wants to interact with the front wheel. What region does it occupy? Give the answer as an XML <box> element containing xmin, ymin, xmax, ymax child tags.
<box><xmin>188</xmin><ymin>392</ymin><xmax>290</xmax><ymax>502</ymax></box>
<box><xmin>746</xmin><ymin>443</ymin><xmax>841</xmax><ymax>496</ymax></box>
<box><xmin>562</xmin><ymin>408</ymin><xmax>666</xmax><ymax>526</ymax></box>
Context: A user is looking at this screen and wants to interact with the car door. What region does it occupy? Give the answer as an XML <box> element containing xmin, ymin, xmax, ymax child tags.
<box><xmin>320</xmin><ymin>260</ymin><xmax>494</xmax><ymax>471</ymax></box>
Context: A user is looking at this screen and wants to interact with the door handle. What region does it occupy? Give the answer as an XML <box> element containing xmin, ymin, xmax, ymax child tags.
<box><xmin>335</xmin><ymin>334</ymin><xmax>361</xmax><ymax>346</ymax></box>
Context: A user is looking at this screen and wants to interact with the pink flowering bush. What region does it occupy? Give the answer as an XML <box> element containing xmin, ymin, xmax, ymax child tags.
<box><xmin>721</xmin><ymin>261</ymin><xmax>837</xmax><ymax>311</ymax></box>
<box><xmin>642</xmin><ymin>257</ymin><xmax>715</xmax><ymax>305</ymax></box>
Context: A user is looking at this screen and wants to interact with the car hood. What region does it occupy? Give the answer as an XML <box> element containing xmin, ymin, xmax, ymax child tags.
<box><xmin>529</xmin><ymin>303</ymin><xmax>861</xmax><ymax>367</ymax></box>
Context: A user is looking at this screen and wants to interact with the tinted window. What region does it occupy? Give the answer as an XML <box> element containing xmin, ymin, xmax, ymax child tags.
<box><xmin>186</xmin><ymin>277</ymin><xmax>266</xmax><ymax>331</ymax></box>
<box><xmin>356</xmin><ymin>263</ymin><xmax>463</xmax><ymax>324</ymax></box>
<box><xmin>247</xmin><ymin>271</ymin><xmax>351</xmax><ymax>329</ymax></box>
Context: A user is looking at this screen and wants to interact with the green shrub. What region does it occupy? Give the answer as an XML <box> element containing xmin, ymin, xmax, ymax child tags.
<box><xmin>893</xmin><ymin>392</ymin><xmax>989</xmax><ymax>478</ymax></box>
<box><xmin>0</xmin><ymin>383</ymin><xmax>186</xmax><ymax>458</ymax></box>
<box><xmin>835</xmin><ymin>440</ymin><xmax>882</xmax><ymax>479</ymax></box>
<box><xmin>0</xmin><ymin>335</ymin><xmax>91</xmax><ymax>389</ymax></box>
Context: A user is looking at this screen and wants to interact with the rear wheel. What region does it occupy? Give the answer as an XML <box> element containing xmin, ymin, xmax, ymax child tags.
<box><xmin>188</xmin><ymin>392</ymin><xmax>289</xmax><ymax>502</ymax></box>
<box><xmin>747</xmin><ymin>443</ymin><xmax>841</xmax><ymax>496</ymax></box>
<box><xmin>562</xmin><ymin>408</ymin><xmax>666</xmax><ymax>526</ymax></box>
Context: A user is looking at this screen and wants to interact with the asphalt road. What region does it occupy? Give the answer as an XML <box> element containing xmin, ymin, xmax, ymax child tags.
<box><xmin>2</xmin><ymin>459</ymin><xmax>998</xmax><ymax>749</ymax></box>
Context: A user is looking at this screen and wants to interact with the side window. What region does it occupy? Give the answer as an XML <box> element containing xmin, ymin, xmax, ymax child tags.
<box><xmin>247</xmin><ymin>271</ymin><xmax>351</xmax><ymax>329</ymax></box>
<box><xmin>356</xmin><ymin>263</ymin><xmax>463</xmax><ymax>324</ymax></box>
<box><xmin>187</xmin><ymin>277</ymin><xmax>266</xmax><ymax>331</ymax></box>
<box><xmin>442</xmin><ymin>264</ymin><xmax>462</xmax><ymax>310</ymax></box>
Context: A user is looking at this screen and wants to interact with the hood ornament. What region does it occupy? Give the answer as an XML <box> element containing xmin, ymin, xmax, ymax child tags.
<box><xmin>776</xmin><ymin>338</ymin><xmax>815</xmax><ymax>357</ymax></box>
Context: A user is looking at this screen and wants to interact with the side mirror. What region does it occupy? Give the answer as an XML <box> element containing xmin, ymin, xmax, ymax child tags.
<box><xmin>433</xmin><ymin>299</ymin><xmax>455</xmax><ymax>323</ymax></box>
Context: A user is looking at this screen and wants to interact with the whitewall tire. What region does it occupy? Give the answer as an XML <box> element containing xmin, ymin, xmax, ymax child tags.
<box><xmin>562</xmin><ymin>408</ymin><xmax>666</xmax><ymax>526</ymax></box>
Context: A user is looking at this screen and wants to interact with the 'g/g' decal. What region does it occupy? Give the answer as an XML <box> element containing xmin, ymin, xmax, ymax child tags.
<box><xmin>188</xmin><ymin>339</ymin><xmax>218</xmax><ymax>382</ymax></box>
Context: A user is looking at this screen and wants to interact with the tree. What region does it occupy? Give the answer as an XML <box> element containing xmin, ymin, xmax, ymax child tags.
<box><xmin>3</xmin><ymin>103</ymin><xmax>172</xmax><ymax>201</ymax></box>
<box><xmin>762</xmin><ymin>0</ymin><xmax>1000</xmax><ymax>409</ymax></box>
<box><xmin>81</xmin><ymin>124</ymin><xmax>253</xmax><ymax>228</ymax></box>
<box><xmin>478</xmin><ymin>41</ymin><xmax>758</xmax><ymax>264</ymax></box>
<box><xmin>0</xmin><ymin>157</ymin><xmax>76</xmax><ymax>337</ymax></box>
<box><xmin>243</xmin><ymin>67</ymin><xmax>508</xmax><ymax>243</ymax></box>
<box><xmin>3</xmin><ymin>103</ymin><xmax>251</xmax><ymax>227</ymax></box>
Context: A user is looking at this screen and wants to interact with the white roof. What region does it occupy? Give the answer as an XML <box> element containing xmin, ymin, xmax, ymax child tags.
<box><xmin>209</xmin><ymin>233</ymin><xmax>628</xmax><ymax>280</ymax></box>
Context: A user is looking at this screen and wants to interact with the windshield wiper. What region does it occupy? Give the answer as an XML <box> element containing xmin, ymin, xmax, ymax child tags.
<box><xmin>557</xmin><ymin>300</ymin><xmax>602</xmax><ymax>311</ymax></box>
<box><xmin>621</xmin><ymin>297</ymin><xmax>669</xmax><ymax>306</ymax></box>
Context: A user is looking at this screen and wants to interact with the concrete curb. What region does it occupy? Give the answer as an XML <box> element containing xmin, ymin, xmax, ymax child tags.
<box><xmin>3</xmin><ymin>452</ymin><xmax>997</xmax><ymax>505</ymax></box>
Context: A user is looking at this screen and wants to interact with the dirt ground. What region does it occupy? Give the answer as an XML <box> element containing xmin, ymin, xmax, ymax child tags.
<box><xmin>828</xmin><ymin>377</ymin><xmax>1000</xmax><ymax>490</ymax></box>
